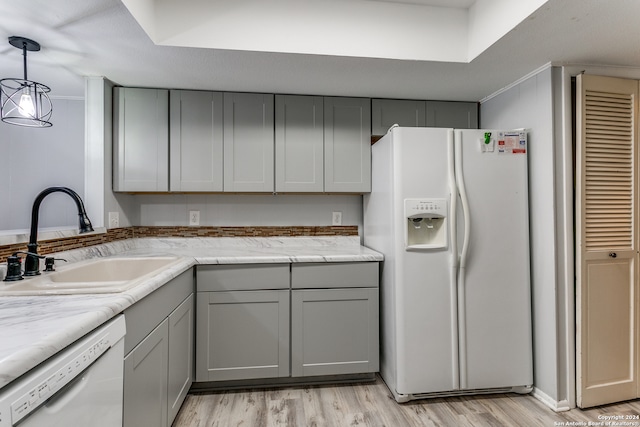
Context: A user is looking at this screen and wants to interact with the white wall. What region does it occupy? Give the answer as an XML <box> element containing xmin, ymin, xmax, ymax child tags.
<box><xmin>134</xmin><ymin>193</ymin><xmax>362</xmax><ymax>229</ymax></box>
<box><xmin>86</xmin><ymin>77</ymin><xmax>135</xmax><ymax>229</ymax></box>
<box><xmin>0</xmin><ymin>99</ymin><xmax>85</xmax><ymax>233</ymax></box>
<box><xmin>481</xmin><ymin>66</ymin><xmax>572</xmax><ymax>409</ymax></box>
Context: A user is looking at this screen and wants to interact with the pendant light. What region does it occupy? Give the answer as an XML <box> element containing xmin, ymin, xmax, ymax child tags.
<box><xmin>0</xmin><ymin>36</ymin><xmax>52</xmax><ymax>128</ymax></box>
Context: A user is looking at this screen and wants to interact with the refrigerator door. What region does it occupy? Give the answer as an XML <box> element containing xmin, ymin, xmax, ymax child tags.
<box><xmin>454</xmin><ymin>129</ymin><xmax>533</xmax><ymax>390</ymax></box>
<box><xmin>392</xmin><ymin>128</ymin><xmax>459</xmax><ymax>395</ymax></box>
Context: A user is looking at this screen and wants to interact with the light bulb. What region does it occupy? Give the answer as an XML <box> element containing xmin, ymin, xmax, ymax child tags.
<box><xmin>18</xmin><ymin>91</ymin><xmax>35</xmax><ymax>118</ymax></box>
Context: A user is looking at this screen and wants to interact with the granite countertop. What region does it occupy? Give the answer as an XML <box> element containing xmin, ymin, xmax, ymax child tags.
<box><xmin>0</xmin><ymin>236</ymin><xmax>382</xmax><ymax>389</ymax></box>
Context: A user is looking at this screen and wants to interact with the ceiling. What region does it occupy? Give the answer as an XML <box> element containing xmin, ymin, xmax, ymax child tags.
<box><xmin>0</xmin><ymin>0</ymin><xmax>639</xmax><ymax>102</ymax></box>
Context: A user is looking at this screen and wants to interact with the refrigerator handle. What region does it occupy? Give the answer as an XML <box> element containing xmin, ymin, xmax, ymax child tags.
<box><xmin>448</xmin><ymin>130</ymin><xmax>458</xmax><ymax>269</ymax></box>
<box><xmin>447</xmin><ymin>129</ymin><xmax>460</xmax><ymax>389</ymax></box>
<box><xmin>454</xmin><ymin>130</ymin><xmax>471</xmax><ymax>269</ymax></box>
<box><xmin>454</xmin><ymin>129</ymin><xmax>471</xmax><ymax>389</ymax></box>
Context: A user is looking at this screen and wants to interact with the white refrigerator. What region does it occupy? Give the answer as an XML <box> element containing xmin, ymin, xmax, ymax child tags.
<box><xmin>363</xmin><ymin>127</ymin><xmax>533</xmax><ymax>402</ymax></box>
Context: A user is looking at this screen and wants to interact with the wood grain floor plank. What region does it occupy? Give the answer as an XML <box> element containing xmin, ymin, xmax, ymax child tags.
<box><xmin>173</xmin><ymin>376</ymin><xmax>640</xmax><ymax>427</ymax></box>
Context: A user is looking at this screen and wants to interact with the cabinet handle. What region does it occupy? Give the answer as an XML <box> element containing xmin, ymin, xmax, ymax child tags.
<box><xmin>609</xmin><ymin>252</ymin><xmax>617</xmax><ymax>258</ymax></box>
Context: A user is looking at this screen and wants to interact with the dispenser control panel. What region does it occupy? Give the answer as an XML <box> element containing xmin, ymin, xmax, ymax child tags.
<box><xmin>404</xmin><ymin>198</ymin><xmax>448</xmax><ymax>250</ymax></box>
<box><xmin>405</xmin><ymin>199</ymin><xmax>447</xmax><ymax>218</ymax></box>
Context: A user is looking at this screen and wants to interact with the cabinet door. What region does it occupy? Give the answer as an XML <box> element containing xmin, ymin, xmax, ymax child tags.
<box><xmin>324</xmin><ymin>97</ymin><xmax>371</xmax><ymax>193</ymax></box>
<box><xmin>371</xmin><ymin>99</ymin><xmax>426</xmax><ymax>135</ymax></box>
<box><xmin>196</xmin><ymin>290</ymin><xmax>290</xmax><ymax>382</ymax></box>
<box><xmin>223</xmin><ymin>93</ymin><xmax>274</xmax><ymax>192</ymax></box>
<box><xmin>113</xmin><ymin>87</ymin><xmax>169</xmax><ymax>192</ymax></box>
<box><xmin>167</xmin><ymin>294</ymin><xmax>194</xmax><ymax>425</ymax></box>
<box><xmin>170</xmin><ymin>90</ymin><xmax>223</xmax><ymax>191</ymax></box>
<box><xmin>275</xmin><ymin>95</ymin><xmax>324</xmax><ymax>192</ymax></box>
<box><xmin>426</xmin><ymin>101</ymin><xmax>478</xmax><ymax>129</ymax></box>
<box><xmin>291</xmin><ymin>288</ymin><xmax>379</xmax><ymax>377</ymax></box>
<box><xmin>124</xmin><ymin>319</ymin><xmax>169</xmax><ymax>427</ymax></box>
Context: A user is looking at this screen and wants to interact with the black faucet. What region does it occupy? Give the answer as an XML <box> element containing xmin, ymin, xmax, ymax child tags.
<box><xmin>23</xmin><ymin>187</ymin><xmax>94</xmax><ymax>276</ymax></box>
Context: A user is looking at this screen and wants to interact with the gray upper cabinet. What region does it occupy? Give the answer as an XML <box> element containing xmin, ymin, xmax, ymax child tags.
<box><xmin>426</xmin><ymin>100</ymin><xmax>478</xmax><ymax>129</ymax></box>
<box><xmin>112</xmin><ymin>88</ymin><xmax>474</xmax><ymax>195</ymax></box>
<box><xmin>223</xmin><ymin>92</ymin><xmax>275</xmax><ymax>192</ymax></box>
<box><xmin>371</xmin><ymin>99</ymin><xmax>426</xmax><ymax>135</ymax></box>
<box><xmin>170</xmin><ymin>90</ymin><xmax>223</xmax><ymax>192</ymax></box>
<box><xmin>275</xmin><ymin>95</ymin><xmax>324</xmax><ymax>192</ymax></box>
<box><xmin>113</xmin><ymin>87</ymin><xmax>169</xmax><ymax>192</ymax></box>
<box><xmin>324</xmin><ymin>97</ymin><xmax>371</xmax><ymax>193</ymax></box>
<box><xmin>371</xmin><ymin>98</ymin><xmax>479</xmax><ymax>135</ymax></box>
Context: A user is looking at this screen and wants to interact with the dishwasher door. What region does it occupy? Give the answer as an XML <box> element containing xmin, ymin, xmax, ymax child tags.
<box><xmin>0</xmin><ymin>315</ymin><xmax>126</xmax><ymax>427</ymax></box>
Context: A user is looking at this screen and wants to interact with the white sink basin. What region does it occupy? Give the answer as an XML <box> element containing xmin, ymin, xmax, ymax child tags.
<box><xmin>1</xmin><ymin>256</ymin><xmax>182</xmax><ymax>295</ymax></box>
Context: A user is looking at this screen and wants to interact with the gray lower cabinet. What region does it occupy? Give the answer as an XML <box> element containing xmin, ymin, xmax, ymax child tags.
<box><xmin>291</xmin><ymin>262</ymin><xmax>379</xmax><ymax>377</ymax></box>
<box><xmin>291</xmin><ymin>288</ymin><xmax>379</xmax><ymax>377</ymax></box>
<box><xmin>195</xmin><ymin>264</ymin><xmax>290</xmax><ymax>382</ymax></box>
<box><xmin>195</xmin><ymin>262</ymin><xmax>379</xmax><ymax>384</ymax></box>
<box><xmin>196</xmin><ymin>290</ymin><xmax>290</xmax><ymax>381</ymax></box>
<box><xmin>167</xmin><ymin>294</ymin><xmax>195</xmax><ymax>423</ymax></box>
<box><xmin>124</xmin><ymin>318</ymin><xmax>169</xmax><ymax>427</ymax></box>
<box><xmin>123</xmin><ymin>269</ymin><xmax>194</xmax><ymax>427</ymax></box>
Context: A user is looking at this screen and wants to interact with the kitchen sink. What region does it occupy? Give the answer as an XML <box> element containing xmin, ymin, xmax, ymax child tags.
<box><xmin>0</xmin><ymin>256</ymin><xmax>182</xmax><ymax>295</ymax></box>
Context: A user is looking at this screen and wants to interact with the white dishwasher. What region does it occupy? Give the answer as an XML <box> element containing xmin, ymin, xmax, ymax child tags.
<box><xmin>0</xmin><ymin>314</ymin><xmax>126</xmax><ymax>427</ymax></box>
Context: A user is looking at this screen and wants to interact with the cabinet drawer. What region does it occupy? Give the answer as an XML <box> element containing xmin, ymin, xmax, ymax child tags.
<box><xmin>291</xmin><ymin>262</ymin><xmax>378</xmax><ymax>289</ymax></box>
<box><xmin>196</xmin><ymin>264</ymin><xmax>289</xmax><ymax>291</ymax></box>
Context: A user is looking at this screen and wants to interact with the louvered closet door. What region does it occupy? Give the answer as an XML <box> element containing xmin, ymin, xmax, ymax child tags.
<box><xmin>576</xmin><ymin>74</ymin><xmax>639</xmax><ymax>408</ymax></box>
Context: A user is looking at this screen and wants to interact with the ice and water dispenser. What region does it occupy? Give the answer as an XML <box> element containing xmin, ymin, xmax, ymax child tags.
<box><xmin>404</xmin><ymin>198</ymin><xmax>447</xmax><ymax>250</ymax></box>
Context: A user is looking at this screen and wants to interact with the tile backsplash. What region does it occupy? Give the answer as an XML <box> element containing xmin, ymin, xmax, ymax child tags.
<box><xmin>0</xmin><ymin>226</ymin><xmax>358</xmax><ymax>261</ymax></box>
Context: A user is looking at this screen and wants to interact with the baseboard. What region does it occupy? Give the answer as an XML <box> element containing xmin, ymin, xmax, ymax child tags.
<box><xmin>190</xmin><ymin>373</ymin><xmax>376</xmax><ymax>392</ymax></box>
<box><xmin>532</xmin><ymin>387</ymin><xmax>571</xmax><ymax>412</ymax></box>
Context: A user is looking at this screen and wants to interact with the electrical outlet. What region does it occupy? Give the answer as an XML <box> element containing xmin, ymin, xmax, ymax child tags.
<box><xmin>108</xmin><ymin>212</ymin><xmax>119</xmax><ymax>228</ymax></box>
<box><xmin>332</xmin><ymin>211</ymin><xmax>342</xmax><ymax>226</ymax></box>
<box><xmin>189</xmin><ymin>210</ymin><xmax>200</xmax><ymax>226</ymax></box>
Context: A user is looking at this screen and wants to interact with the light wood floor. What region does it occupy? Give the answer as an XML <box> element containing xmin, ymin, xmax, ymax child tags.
<box><xmin>173</xmin><ymin>376</ymin><xmax>640</xmax><ymax>427</ymax></box>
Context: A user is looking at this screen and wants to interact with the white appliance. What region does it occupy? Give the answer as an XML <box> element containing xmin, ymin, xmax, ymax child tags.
<box><xmin>363</xmin><ymin>127</ymin><xmax>533</xmax><ymax>402</ymax></box>
<box><xmin>0</xmin><ymin>315</ymin><xmax>126</xmax><ymax>426</ymax></box>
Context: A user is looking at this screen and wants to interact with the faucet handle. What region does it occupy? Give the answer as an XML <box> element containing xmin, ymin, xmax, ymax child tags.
<box><xmin>3</xmin><ymin>254</ymin><xmax>24</xmax><ymax>282</ymax></box>
<box><xmin>44</xmin><ymin>257</ymin><xmax>67</xmax><ymax>272</ymax></box>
